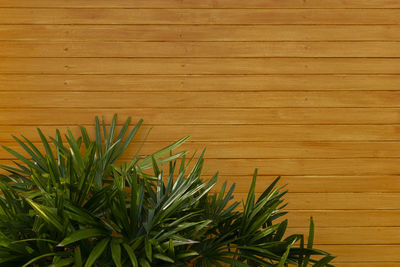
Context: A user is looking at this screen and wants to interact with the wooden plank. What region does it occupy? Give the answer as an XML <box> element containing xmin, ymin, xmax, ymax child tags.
<box><xmin>2</xmin><ymin>58</ymin><xmax>400</xmax><ymax>74</ymax></box>
<box><xmin>164</xmin><ymin>157</ymin><xmax>400</xmax><ymax>176</ymax></box>
<box><xmin>216</xmin><ymin>175</ymin><xmax>400</xmax><ymax>193</ymax></box>
<box><xmin>286</xmin><ymin>210</ymin><xmax>400</xmax><ymax>227</ymax></box>
<box><xmin>200</xmin><ymin>158</ymin><xmax>400</xmax><ymax>176</ymax></box>
<box><xmin>4</xmin><ymin>141</ymin><xmax>400</xmax><ymax>160</ymax></box>
<box><xmin>3</xmin><ymin>157</ymin><xmax>400</xmax><ymax>176</ymax></box>
<box><xmin>339</xmin><ymin>263</ymin><xmax>400</xmax><ymax>267</ymax></box>
<box><xmin>285</xmin><ymin>227</ymin><xmax>400</xmax><ymax>244</ymax></box>
<box><xmin>318</xmin><ymin>245</ymin><xmax>400</xmax><ymax>262</ymax></box>
<box><xmin>4</xmin><ymin>41</ymin><xmax>400</xmax><ymax>57</ymax></box>
<box><xmin>1</xmin><ymin>108</ymin><xmax>400</xmax><ymax>125</ymax></box>
<box><xmin>217</xmin><ymin>175</ymin><xmax>400</xmax><ymax>193</ymax></box>
<box><xmin>232</xmin><ymin>192</ymin><xmax>400</xmax><ymax>209</ymax></box>
<box><xmin>131</xmin><ymin>141</ymin><xmax>400</xmax><ymax>159</ymax></box>
<box><xmin>1</xmin><ymin>125</ymin><xmax>400</xmax><ymax>142</ymax></box>
<box><xmin>2</xmin><ymin>25</ymin><xmax>400</xmax><ymax>41</ymax></box>
<box><xmin>1</xmin><ymin>8</ymin><xmax>400</xmax><ymax>25</ymax></box>
<box><xmin>1</xmin><ymin>91</ymin><xmax>400</xmax><ymax>108</ymax></box>
<box><xmin>1</xmin><ymin>75</ymin><xmax>400</xmax><ymax>92</ymax></box>
<box><xmin>1</xmin><ymin>0</ymin><xmax>400</xmax><ymax>8</ymax></box>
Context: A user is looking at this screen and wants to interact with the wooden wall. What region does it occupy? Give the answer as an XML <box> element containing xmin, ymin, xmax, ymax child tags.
<box><xmin>0</xmin><ymin>1</ymin><xmax>399</xmax><ymax>265</ymax></box>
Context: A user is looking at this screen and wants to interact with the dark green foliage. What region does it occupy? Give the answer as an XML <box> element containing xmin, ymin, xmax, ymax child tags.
<box><xmin>0</xmin><ymin>115</ymin><xmax>335</xmax><ymax>266</ymax></box>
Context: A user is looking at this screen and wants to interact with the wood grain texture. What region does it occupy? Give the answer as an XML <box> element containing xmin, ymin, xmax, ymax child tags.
<box><xmin>1</xmin><ymin>0</ymin><xmax>400</xmax><ymax>8</ymax></box>
<box><xmin>4</xmin><ymin>41</ymin><xmax>400</xmax><ymax>57</ymax></box>
<box><xmin>3</xmin><ymin>25</ymin><xmax>400</xmax><ymax>41</ymax></box>
<box><xmin>2</xmin><ymin>125</ymin><xmax>400</xmax><ymax>142</ymax></box>
<box><xmin>286</xmin><ymin>210</ymin><xmax>400</xmax><ymax>227</ymax></box>
<box><xmin>5</xmin><ymin>141</ymin><xmax>400</xmax><ymax>159</ymax></box>
<box><xmin>202</xmin><ymin>159</ymin><xmax>400</xmax><ymax>176</ymax></box>
<box><xmin>339</xmin><ymin>263</ymin><xmax>400</xmax><ymax>267</ymax></box>
<box><xmin>0</xmin><ymin>0</ymin><xmax>399</xmax><ymax>263</ymax></box>
<box><xmin>2</xmin><ymin>91</ymin><xmax>400</xmax><ymax>108</ymax></box>
<box><xmin>1</xmin><ymin>75</ymin><xmax>400</xmax><ymax>91</ymax></box>
<box><xmin>1</xmin><ymin>125</ymin><xmax>400</xmax><ymax>142</ymax></box>
<box><xmin>3</xmin><ymin>58</ymin><xmax>400</xmax><ymax>74</ymax></box>
<box><xmin>197</xmin><ymin>158</ymin><xmax>400</xmax><ymax>176</ymax></box>
<box><xmin>3</xmin><ymin>157</ymin><xmax>400</xmax><ymax>176</ymax></box>
<box><xmin>2</xmin><ymin>8</ymin><xmax>400</xmax><ymax>25</ymax></box>
<box><xmin>212</xmin><ymin>175</ymin><xmax>400</xmax><ymax>193</ymax></box>
<box><xmin>285</xmin><ymin>227</ymin><xmax>400</xmax><ymax>244</ymax></box>
<box><xmin>317</xmin><ymin>245</ymin><xmax>400</xmax><ymax>262</ymax></box>
<box><xmin>1</xmin><ymin>108</ymin><xmax>400</xmax><ymax>125</ymax></box>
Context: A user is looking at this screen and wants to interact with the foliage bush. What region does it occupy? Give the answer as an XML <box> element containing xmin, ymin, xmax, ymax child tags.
<box><xmin>0</xmin><ymin>115</ymin><xmax>334</xmax><ymax>266</ymax></box>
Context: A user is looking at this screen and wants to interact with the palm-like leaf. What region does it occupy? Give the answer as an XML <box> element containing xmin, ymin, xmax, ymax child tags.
<box><xmin>0</xmin><ymin>115</ymin><xmax>334</xmax><ymax>266</ymax></box>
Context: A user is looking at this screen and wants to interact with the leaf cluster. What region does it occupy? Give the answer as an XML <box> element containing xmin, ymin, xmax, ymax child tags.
<box><xmin>0</xmin><ymin>115</ymin><xmax>334</xmax><ymax>266</ymax></box>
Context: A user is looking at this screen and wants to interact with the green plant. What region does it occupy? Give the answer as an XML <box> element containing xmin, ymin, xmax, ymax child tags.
<box><xmin>0</xmin><ymin>115</ymin><xmax>334</xmax><ymax>266</ymax></box>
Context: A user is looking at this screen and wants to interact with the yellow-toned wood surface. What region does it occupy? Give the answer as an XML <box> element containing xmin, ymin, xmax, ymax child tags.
<box><xmin>0</xmin><ymin>1</ymin><xmax>399</xmax><ymax>265</ymax></box>
<box><xmin>3</xmin><ymin>25</ymin><xmax>400</xmax><ymax>41</ymax></box>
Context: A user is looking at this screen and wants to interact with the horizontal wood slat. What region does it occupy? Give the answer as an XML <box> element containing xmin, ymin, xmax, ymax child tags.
<box><xmin>232</xmin><ymin>192</ymin><xmax>400</xmax><ymax>209</ymax></box>
<box><xmin>2</xmin><ymin>91</ymin><xmax>400</xmax><ymax>108</ymax></box>
<box><xmin>4</xmin><ymin>25</ymin><xmax>400</xmax><ymax>42</ymax></box>
<box><xmin>3</xmin><ymin>25</ymin><xmax>400</xmax><ymax>41</ymax></box>
<box><xmin>339</xmin><ymin>263</ymin><xmax>400</xmax><ymax>267</ymax></box>
<box><xmin>1</xmin><ymin>108</ymin><xmax>400</xmax><ymax>125</ymax></box>
<box><xmin>4</xmin><ymin>141</ymin><xmax>400</xmax><ymax>159</ymax></box>
<box><xmin>1</xmin><ymin>75</ymin><xmax>400</xmax><ymax>91</ymax></box>
<box><xmin>2</xmin><ymin>8</ymin><xmax>400</xmax><ymax>25</ymax></box>
<box><xmin>4</xmin><ymin>140</ymin><xmax>400</xmax><ymax>159</ymax></box>
<box><xmin>218</xmin><ymin>175</ymin><xmax>400</xmax><ymax>193</ymax></box>
<box><xmin>319</xmin><ymin>245</ymin><xmax>400</xmax><ymax>262</ymax></box>
<box><xmin>202</xmin><ymin>159</ymin><xmax>400</xmax><ymax>176</ymax></box>
<box><xmin>4</xmin><ymin>41</ymin><xmax>400</xmax><ymax>57</ymax></box>
<box><xmin>3</xmin><ymin>158</ymin><xmax>400</xmax><ymax>176</ymax></box>
<box><xmin>159</xmin><ymin>157</ymin><xmax>400</xmax><ymax>176</ymax></box>
<box><xmin>286</xmin><ymin>210</ymin><xmax>400</xmax><ymax>227</ymax></box>
<box><xmin>2</xmin><ymin>58</ymin><xmax>400</xmax><ymax>74</ymax></box>
<box><xmin>1</xmin><ymin>125</ymin><xmax>400</xmax><ymax>141</ymax></box>
<box><xmin>1</xmin><ymin>0</ymin><xmax>400</xmax><ymax>8</ymax></box>
<box><xmin>285</xmin><ymin>227</ymin><xmax>400</xmax><ymax>244</ymax></box>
